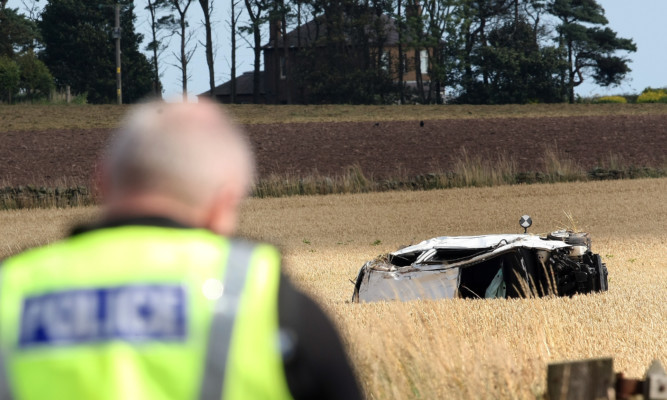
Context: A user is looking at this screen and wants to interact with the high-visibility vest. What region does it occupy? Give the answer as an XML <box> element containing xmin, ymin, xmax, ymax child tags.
<box><xmin>0</xmin><ymin>225</ymin><xmax>293</xmax><ymax>400</ymax></box>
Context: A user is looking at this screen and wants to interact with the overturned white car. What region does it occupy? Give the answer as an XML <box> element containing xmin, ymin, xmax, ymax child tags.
<box><xmin>352</xmin><ymin>216</ymin><xmax>608</xmax><ymax>302</ymax></box>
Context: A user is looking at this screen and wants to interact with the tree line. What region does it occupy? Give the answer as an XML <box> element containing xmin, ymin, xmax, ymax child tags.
<box><xmin>0</xmin><ymin>0</ymin><xmax>636</xmax><ymax>104</ymax></box>
<box><xmin>266</xmin><ymin>0</ymin><xmax>636</xmax><ymax>104</ymax></box>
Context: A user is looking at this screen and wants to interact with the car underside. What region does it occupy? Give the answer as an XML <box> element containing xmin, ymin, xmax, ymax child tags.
<box><xmin>352</xmin><ymin>223</ymin><xmax>609</xmax><ymax>302</ymax></box>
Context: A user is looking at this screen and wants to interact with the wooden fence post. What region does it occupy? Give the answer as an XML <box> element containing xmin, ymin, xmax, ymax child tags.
<box><xmin>547</xmin><ymin>358</ymin><xmax>667</xmax><ymax>400</ymax></box>
<box><xmin>645</xmin><ymin>360</ymin><xmax>667</xmax><ymax>400</ymax></box>
<box><xmin>547</xmin><ymin>358</ymin><xmax>614</xmax><ymax>400</ymax></box>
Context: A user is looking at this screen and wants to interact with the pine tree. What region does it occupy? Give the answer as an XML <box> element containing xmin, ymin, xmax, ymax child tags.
<box><xmin>548</xmin><ymin>0</ymin><xmax>636</xmax><ymax>103</ymax></box>
<box><xmin>40</xmin><ymin>0</ymin><xmax>153</xmax><ymax>103</ymax></box>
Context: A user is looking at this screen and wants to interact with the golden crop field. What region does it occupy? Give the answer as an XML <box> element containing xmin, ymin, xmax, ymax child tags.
<box><xmin>1</xmin><ymin>178</ymin><xmax>665</xmax><ymax>399</ymax></box>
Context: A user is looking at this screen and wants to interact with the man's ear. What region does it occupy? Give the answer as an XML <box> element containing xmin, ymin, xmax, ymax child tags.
<box><xmin>205</xmin><ymin>185</ymin><xmax>244</xmax><ymax>236</ymax></box>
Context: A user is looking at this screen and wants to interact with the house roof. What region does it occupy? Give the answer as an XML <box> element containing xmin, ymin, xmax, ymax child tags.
<box><xmin>264</xmin><ymin>14</ymin><xmax>400</xmax><ymax>49</ymax></box>
<box><xmin>198</xmin><ymin>71</ymin><xmax>265</xmax><ymax>97</ymax></box>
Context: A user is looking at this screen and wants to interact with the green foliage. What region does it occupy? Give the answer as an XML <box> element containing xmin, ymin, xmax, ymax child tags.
<box><xmin>548</xmin><ymin>0</ymin><xmax>636</xmax><ymax>103</ymax></box>
<box><xmin>550</xmin><ymin>0</ymin><xmax>608</xmax><ymax>25</ymax></box>
<box><xmin>455</xmin><ymin>19</ymin><xmax>566</xmax><ymax>104</ymax></box>
<box><xmin>70</xmin><ymin>93</ymin><xmax>89</xmax><ymax>105</ymax></box>
<box><xmin>16</xmin><ymin>52</ymin><xmax>54</xmax><ymax>101</ymax></box>
<box><xmin>39</xmin><ymin>0</ymin><xmax>153</xmax><ymax>104</ymax></box>
<box><xmin>0</xmin><ymin>6</ymin><xmax>55</xmax><ymax>104</ymax></box>
<box><xmin>0</xmin><ymin>56</ymin><xmax>20</xmax><ymax>102</ymax></box>
<box><xmin>623</xmin><ymin>94</ymin><xmax>639</xmax><ymax>104</ymax></box>
<box><xmin>593</xmin><ymin>96</ymin><xmax>627</xmax><ymax>104</ymax></box>
<box><xmin>0</xmin><ymin>0</ymin><xmax>635</xmax><ymax>106</ymax></box>
<box><xmin>637</xmin><ymin>88</ymin><xmax>667</xmax><ymax>103</ymax></box>
<box><xmin>0</xmin><ymin>7</ymin><xmax>41</xmax><ymax>58</ymax></box>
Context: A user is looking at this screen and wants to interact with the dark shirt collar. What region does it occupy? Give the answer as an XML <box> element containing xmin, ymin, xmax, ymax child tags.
<box><xmin>71</xmin><ymin>216</ymin><xmax>192</xmax><ymax>237</ymax></box>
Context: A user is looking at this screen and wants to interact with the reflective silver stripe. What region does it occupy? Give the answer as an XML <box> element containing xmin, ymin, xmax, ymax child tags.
<box><xmin>0</xmin><ymin>264</ymin><xmax>14</xmax><ymax>399</ymax></box>
<box><xmin>199</xmin><ymin>241</ymin><xmax>256</xmax><ymax>400</ymax></box>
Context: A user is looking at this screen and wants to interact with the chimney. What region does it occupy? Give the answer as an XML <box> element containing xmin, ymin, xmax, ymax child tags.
<box><xmin>269</xmin><ymin>20</ymin><xmax>280</xmax><ymax>46</ymax></box>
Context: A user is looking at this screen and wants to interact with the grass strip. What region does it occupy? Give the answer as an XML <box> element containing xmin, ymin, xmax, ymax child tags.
<box><xmin>2</xmin><ymin>163</ymin><xmax>664</xmax><ymax>209</ymax></box>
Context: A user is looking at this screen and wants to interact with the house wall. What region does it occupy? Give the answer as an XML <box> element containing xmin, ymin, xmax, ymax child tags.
<box><xmin>198</xmin><ymin>93</ymin><xmax>267</xmax><ymax>104</ymax></box>
<box><xmin>263</xmin><ymin>44</ymin><xmax>434</xmax><ymax>104</ymax></box>
<box><xmin>218</xmin><ymin>94</ymin><xmax>262</xmax><ymax>104</ymax></box>
<box><xmin>264</xmin><ymin>48</ymin><xmax>303</xmax><ymax>104</ymax></box>
<box><xmin>381</xmin><ymin>46</ymin><xmax>432</xmax><ymax>82</ymax></box>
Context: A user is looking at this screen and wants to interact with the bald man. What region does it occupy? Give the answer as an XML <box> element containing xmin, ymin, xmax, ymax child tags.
<box><xmin>0</xmin><ymin>101</ymin><xmax>362</xmax><ymax>400</ymax></box>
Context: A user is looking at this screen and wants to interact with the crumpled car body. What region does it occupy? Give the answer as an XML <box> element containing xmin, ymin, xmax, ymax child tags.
<box><xmin>352</xmin><ymin>231</ymin><xmax>608</xmax><ymax>302</ymax></box>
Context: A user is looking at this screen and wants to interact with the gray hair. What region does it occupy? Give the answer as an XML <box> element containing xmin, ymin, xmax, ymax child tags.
<box><xmin>106</xmin><ymin>101</ymin><xmax>254</xmax><ymax>206</ymax></box>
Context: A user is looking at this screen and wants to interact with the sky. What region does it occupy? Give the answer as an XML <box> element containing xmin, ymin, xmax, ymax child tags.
<box><xmin>575</xmin><ymin>0</ymin><xmax>667</xmax><ymax>97</ymax></box>
<box><xmin>7</xmin><ymin>0</ymin><xmax>666</xmax><ymax>101</ymax></box>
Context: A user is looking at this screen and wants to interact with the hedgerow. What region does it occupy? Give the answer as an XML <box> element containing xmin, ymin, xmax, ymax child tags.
<box><xmin>637</xmin><ymin>88</ymin><xmax>667</xmax><ymax>103</ymax></box>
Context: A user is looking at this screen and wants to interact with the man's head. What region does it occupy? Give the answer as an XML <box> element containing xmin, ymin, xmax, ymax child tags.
<box><xmin>102</xmin><ymin>100</ymin><xmax>254</xmax><ymax>235</ymax></box>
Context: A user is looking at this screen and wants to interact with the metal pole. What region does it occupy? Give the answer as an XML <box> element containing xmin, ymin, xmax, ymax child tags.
<box><xmin>115</xmin><ymin>3</ymin><xmax>122</xmax><ymax>105</ymax></box>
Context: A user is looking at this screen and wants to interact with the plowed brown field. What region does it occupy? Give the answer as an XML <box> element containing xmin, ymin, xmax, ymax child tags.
<box><xmin>1</xmin><ymin>114</ymin><xmax>666</xmax><ymax>186</ymax></box>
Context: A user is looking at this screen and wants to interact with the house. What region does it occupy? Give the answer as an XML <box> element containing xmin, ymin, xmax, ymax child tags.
<box><xmin>197</xmin><ymin>71</ymin><xmax>267</xmax><ymax>104</ymax></box>
<box><xmin>201</xmin><ymin>15</ymin><xmax>434</xmax><ymax>104</ymax></box>
<box><xmin>264</xmin><ymin>15</ymin><xmax>435</xmax><ymax>104</ymax></box>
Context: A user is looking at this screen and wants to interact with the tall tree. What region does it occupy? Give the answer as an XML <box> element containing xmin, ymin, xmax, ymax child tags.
<box><xmin>17</xmin><ymin>50</ymin><xmax>54</xmax><ymax>101</ymax></box>
<box><xmin>198</xmin><ymin>0</ymin><xmax>216</xmax><ymax>98</ymax></box>
<box><xmin>394</xmin><ymin>0</ymin><xmax>406</xmax><ymax>103</ymax></box>
<box><xmin>548</xmin><ymin>0</ymin><xmax>636</xmax><ymax>103</ymax></box>
<box><xmin>523</xmin><ymin>0</ymin><xmax>548</xmax><ymax>43</ymax></box>
<box><xmin>167</xmin><ymin>0</ymin><xmax>195</xmax><ymax>101</ymax></box>
<box><xmin>0</xmin><ymin>55</ymin><xmax>20</xmax><ymax>102</ymax></box>
<box><xmin>18</xmin><ymin>0</ymin><xmax>40</xmax><ymax>21</ymax></box>
<box><xmin>445</xmin><ymin>0</ymin><xmax>569</xmax><ymax>104</ymax></box>
<box><xmin>481</xmin><ymin>18</ymin><xmax>565</xmax><ymax>103</ymax></box>
<box><xmin>230</xmin><ymin>0</ymin><xmax>243</xmax><ymax>103</ymax></box>
<box><xmin>276</xmin><ymin>0</ymin><xmax>292</xmax><ymax>104</ymax></box>
<box><xmin>452</xmin><ymin>0</ymin><xmax>514</xmax><ymax>104</ymax></box>
<box><xmin>40</xmin><ymin>0</ymin><xmax>153</xmax><ymax>103</ymax></box>
<box><xmin>421</xmin><ymin>0</ymin><xmax>458</xmax><ymax>103</ymax></box>
<box><xmin>243</xmin><ymin>0</ymin><xmax>268</xmax><ymax>103</ymax></box>
<box><xmin>365</xmin><ymin>0</ymin><xmax>393</xmax><ymax>104</ymax></box>
<box><xmin>0</xmin><ymin>4</ymin><xmax>54</xmax><ymax>102</ymax></box>
<box><xmin>0</xmin><ymin>6</ymin><xmax>40</xmax><ymax>57</ymax></box>
<box><xmin>405</xmin><ymin>0</ymin><xmax>427</xmax><ymax>102</ymax></box>
<box><xmin>145</xmin><ymin>0</ymin><xmax>175</xmax><ymax>98</ymax></box>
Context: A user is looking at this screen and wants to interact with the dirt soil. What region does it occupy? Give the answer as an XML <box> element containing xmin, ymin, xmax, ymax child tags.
<box><xmin>1</xmin><ymin>115</ymin><xmax>665</xmax><ymax>186</ymax></box>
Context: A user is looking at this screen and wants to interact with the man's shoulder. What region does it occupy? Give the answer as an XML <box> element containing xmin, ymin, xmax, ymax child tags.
<box><xmin>2</xmin><ymin>237</ymin><xmax>70</xmax><ymax>269</ymax></box>
<box><xmin>1</xmin><ymin>225</ymin><xmax>224</xmax><ymax>269</ymax></box>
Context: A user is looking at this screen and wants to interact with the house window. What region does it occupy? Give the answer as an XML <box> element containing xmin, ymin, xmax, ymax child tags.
<box><xmin>279</xmin><ymin>56</ymin><xmax>286</xmax><ymax>79</ymax></box>
<box><xmin>420</xmin><ymin>50</ymin><xmax>428</xmax><ymax>74</ymax></box>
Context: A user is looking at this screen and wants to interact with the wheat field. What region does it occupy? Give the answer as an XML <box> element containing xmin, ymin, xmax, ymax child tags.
<box><xmin>1</xmin><ymin>178</ymin><xmax>665</xmax><ymax>399</ymax></box>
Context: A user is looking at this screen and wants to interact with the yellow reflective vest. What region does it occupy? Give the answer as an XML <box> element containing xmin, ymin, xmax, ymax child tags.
<box><xmin>0</xmin><ymin>225</ymin><xmax>293</xmax><ymax>400</ymax></box>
